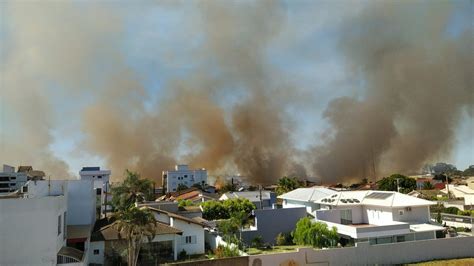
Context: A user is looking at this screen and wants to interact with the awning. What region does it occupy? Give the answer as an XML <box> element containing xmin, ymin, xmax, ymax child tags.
<box><xmin>58</xmin><ymin>246</ymin><xmax>84</xmax><ymax>262</ymax></box>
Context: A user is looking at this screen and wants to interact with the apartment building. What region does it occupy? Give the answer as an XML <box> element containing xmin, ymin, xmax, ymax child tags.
<box><xmin>162</xmin><ymin>165</ymin><xmax>207</xmax><ymax>193</ymax></box>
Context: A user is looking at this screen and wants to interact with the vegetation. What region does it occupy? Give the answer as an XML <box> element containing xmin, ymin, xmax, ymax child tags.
<box><xmin>111</xmin><ymin>170</ymin><xmax>154</xmax><ymax>211</ymax></box>
<box><xmin>176</xmin><ymin>183</ymin><xmax>189</xmax><ymax>192</ymax></box>
<box><xmin>246</xmin><ymin>245</ymin><xmax>309</xmax><ymax>255</ymax></box>
<box><xmin>112</xmin><ymin>207</ymin><xmax>157</xmax><ymax>266</ymax></box>
<box><xmin>432</xmin><ymin>174</ymin><xmax>452</xmax><ymax>183</ymax></box>
<box><xmin>406</xmin><ymin>257</ymin><xmax>474</xmax><ymax>265</ymax></box>
<box><xmin>292</xmin><ymin>217</ymin><xmax>338</xmax><ymax>248</ymax></box>
<box><xmin>177</xmin><ymin>199</ymin><xmax>194</xmax><ymax>208</ymax></box>
<box><xmin>251</xmin><ymin>236</ymin><xmax>264</xmax><ymax>248</ymax></box>
<box><xmin>201</xmin><ymin>198</ymin><xmax>255</xmax><ymax>220</ymax></box>
<box><xmin>377</xmin><ymin>174</ymin><xmax>416</xmax><ymax>194</ymax></box>
<box><xmin>422</xmin><ymin>181</ymin><xmax>434</xmax><ymax>190</ymax></box>
<box><xmin>276</xmin><ymin>177</ymin><xmax>302</xmax><ymax>195</ymax></box>
<box><xmin>275</xmin><ymin>232</ymin><xmax>293</xmax><ymax>246</ymax></box>
<box><xmin>457</xmin><ymin>210</ymin><xmax>474</xmax><ymax>217</ymax></box>
<box><xmin>214</xmin><ymin>244</ymin><xmax>240</xmax><ymax>258</ymax></box>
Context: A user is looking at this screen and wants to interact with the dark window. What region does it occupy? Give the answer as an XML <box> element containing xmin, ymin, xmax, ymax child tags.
<box><xmin>0</xmin><ymin>176</ymin><xmax>9</xmax><ymax>181</ymax></box>
<box><xmin>96</xmin><ymin>188</ymin><xmax>102</xmax><ymax>195</ymax></box>
<box><xmin>94</xmin><ymin>249</ymin><xmax>100</xmax><ymax>255</ymax></box>
<box><xmin>97</xmin><ymin>175</ymin><xmax>102</xmax><ymax>179</ymax></box>
<box><xmin>396</xmin><ymin>235</ymin><xmax>405</xmax><ymax>242</ymax></box>
<box><xmin>184</xmin><ymin>175</ymin><xmax>188</xmax><ymax>178</ymax></box>
<box><xmin>9</xmin><ymin>183</ymin><xmax>16</xmax><ymax>186</ymax></box>
<box><xmin>63</xmin><ymin>212</ymin><xmax>67</xmax><ymax>240</ymax></box>
<box><xmin>10</xmin><ymin>176</ymin><xmax>16</xmax><ymax>180</ymax></box>
<box><xmin>0</xmin><ymin>183</ymin><xmax>9</xmax><ymax>188</ymax></box>
<box><xmin>58</xmin><ymin>215</ymin><xmax>62</xmax><ymax>235</ymax></box>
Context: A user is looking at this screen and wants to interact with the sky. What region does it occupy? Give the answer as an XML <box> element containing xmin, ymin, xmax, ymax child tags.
<box><xmin>0</xmin><ymin>0</ymin><xmax>472</xmax><ymax>182</ymax></box>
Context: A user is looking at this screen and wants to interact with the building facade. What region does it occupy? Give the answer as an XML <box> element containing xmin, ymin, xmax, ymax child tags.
<box><xmin>162</xmin><ymin>165</ymin><xmax>207</xmax><ymax>193</ymax></box>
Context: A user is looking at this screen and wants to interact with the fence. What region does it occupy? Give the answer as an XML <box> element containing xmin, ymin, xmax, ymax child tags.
<box><xmin>249</xmin><ymin>236</ymin><xmax>474</xmax><ymax>266</ymax></box>
<box><xmin>431</xmin><ymin>213</ymin><xmax>474</xmax><ymax>229</ymax></box>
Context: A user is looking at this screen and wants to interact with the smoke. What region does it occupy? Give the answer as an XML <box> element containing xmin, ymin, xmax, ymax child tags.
<box><xmin>1</xmin><ymin>1</ymin><xmax>471</xmax><ymax>184</ymax></box>
<box><xmin>312</xmin><ymin>1</ymin><xmax>473</xmax><ymax>182</ymax></box>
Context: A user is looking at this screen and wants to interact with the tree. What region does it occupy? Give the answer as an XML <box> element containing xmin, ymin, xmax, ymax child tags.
<box><xmin>377</xmin><ymin>174</ymin><xmax>416</xmax><ymax>194</ymax></box>
<box><xmin>111</xmin><ymin>170</ymin><xmax>154</xmax><ymax>211</ymax></box>
<box><xmin>177</xmin><ymin>199</ymin><xmax>194</xmax><ymax>208</ymax></box>
<box><xmin>201</xmin><ymin>198</ymin><xmax>255</xmax><ymax>220</ymax></box>
<box><xmin>292</xmin><ymin>217</ymin><xmax>338</xmax><ymax>248</ymax></box>
<box><xmin>112</xmin><ymin>207</ymin><xmax>157</xmax><ymax>266</ymax></box>
<box><xmin>276</xmin><ymin>177</ymin><xmax>301</xmax><ymax>195</ymax></box>
<box><xmin>176</xmin><ymin>184</ymin><xmax>188</xmax><ymax>192</ymax></box>
<box><xmin>433</xmin><ymin>174</ymin><xmax>453</xmax><ymax>183</ymax></box>
<box><xmin>422</xmin><ymin>181</ymin><xmax>434</xmax><ymax>190</ymax></box>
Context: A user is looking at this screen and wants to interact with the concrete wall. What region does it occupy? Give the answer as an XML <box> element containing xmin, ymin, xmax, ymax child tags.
<box><xmin>249</xmin><ymin>236</ymin><xmax>474</xmax><ymax>266</ymax></box>
<box><xmin>241</xmin><ymin>207</ymin><xmax>307</xmax><ymax>245</ymax></box>
<box><xmin>0</xmin><ymin>196</ymin><xmax>67</xmax><ymax>266</ymax></box>
<box><xmin>283</xmin><ymin>200</ymin><xmax>319</xmax><ymax>214</ymax></box>
<box><xmin>169</xmin><ymin>256</ymin><xmax>248</xmax><ymax>266</ymax></box>
<box><xmin>67</xmin><ymin>180</ymin><xmax>96</xmax><ymax>225</ymax></box>
<box><xmin>89</xmin><ymin>241</ymin><xmax>105</xmax><ymax>265</ymax></box>
<box><xmin>392</xmin><ymin>206</ymin><xmax>430</xmax><ymax>223</ymax></box>
<box><xmin>365</xmin><ymin>206</ymin><xmax>394</xmax><ymax>225</ymax></box>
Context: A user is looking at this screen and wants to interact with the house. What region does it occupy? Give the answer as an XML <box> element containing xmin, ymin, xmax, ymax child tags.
<box><xmin>158</xmin><ymin>187</ymin><xmax>219</xmax><ymax>205</ymax></box>
<box><xmin>89</xmin><ymin>217</ymin><xmax>183</xmax><ymax>264</ymax></box>
<box><xmin>147</xmin><ymin>207</ymin><xmax>206</xmax><ymax>256</ymax></box>
<box><xmin>162</xmin><ymin>165</ymin><xmax>207</xmax><ymax>193</ymax></box>
<box><xmin>79</xmin><ymin>166</ymin><xmax>112</xmax><ymax>217</ymax></box>
<box><xmin>0</xmin><ymin>180</ymin><xmax>71</xmax><ymax>265</ymax></box>
<box><xmin>0</xmin><ymin>164</ymin><xmax>44</xmax><ymax>194</ymax></box>
<box><xmin>442</xmin><ymin>185</ymin><xmax>474</xmax><ymax>210</ymax></box>
<box><xmin>278</xmin><ymin>186</ymin><xmax>335</xmax><ymax>214</ymax></box>
<box><xmin>219</xmin><ymin>191</ymin><xmax>277</xmax><ymax>209</ymax></box>
<box><xmin>240</xmin><ymin>206</ymin><xmax>307</xmax><ymax>245</ymax></box>
<box><xmin>313</xmin><ymin>190</ymin><xmax>444</xmax><ymax>245</ymax></box>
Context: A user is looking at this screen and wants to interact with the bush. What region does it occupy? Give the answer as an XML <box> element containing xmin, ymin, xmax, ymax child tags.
<box><xmin>178</xmin><ymin>249</ymin><xmax>187</xmax><ymax>260</ymax></box>
<box><xmin>251</xmin><ymin>236</ymin><xmax>264</xmax><ymax>248</ymax></box>
<box><xmin>275</xmin><ymin>232</ymin><xmax>292</xmax><ymax>246</ymax></box>
<box><xmin>215</xmin><ymin>244</ymin><xmax>240</xmax><ymax>258</ymax></box>
<box><xmin>445</xmin><ymin>207</ymin><xmax>461</xmax><ymax>214</ymax></box>
<box><xmin>201</xmin><ymin>198</ymin><xmax>255</xmax><ymax>220</ymax></box>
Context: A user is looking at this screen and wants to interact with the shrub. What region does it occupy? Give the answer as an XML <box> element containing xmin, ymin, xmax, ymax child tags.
<box><xmin>215</xmin><ymin>244</ymin><xmax>240</xmax><ymax>258</ymax></box>
<box><xmin>275</xmin><ymin>232</ymin><xmax>292</xmax><ymax>246</ymax></box>
<box><xmin>251</xmin><ymin>235</ymin><xmax>264</xmax><ymax>248</ymax></box>
<box><xmin>178</xmin><ymin>249</ymin><xmax>187</xmax><ymax>260</ymax></box>
<box><xmin>292</xmin><ymin>217</ymin><xmax>339</xmax><ymax>248</ymax></box>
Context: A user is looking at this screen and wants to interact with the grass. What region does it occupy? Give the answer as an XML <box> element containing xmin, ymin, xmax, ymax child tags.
<box><xmin>246</xmin><ymin>245</ymin><xmax>310</xmax><ymax>255</ymax></box>
<box><xmin>406</xmin><ymin>258</ymin><xmax>474</xmax><ymax>266</ymax></box>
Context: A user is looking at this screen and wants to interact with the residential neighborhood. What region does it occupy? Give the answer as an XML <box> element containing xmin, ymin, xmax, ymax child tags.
<box><xmin>1</xmin><ymin>1</ymin><xmax>473</xmax><ymax>266</ymax></box>
<box><xmin>1</xmin><ymin>163</ymin><xmax>474</xmax><ymax>265</ymax></box>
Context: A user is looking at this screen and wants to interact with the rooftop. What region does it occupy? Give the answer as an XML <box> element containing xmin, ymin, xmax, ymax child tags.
<box><xmin>278</xmin><ymin>187</ymin><xmax>335</xmax><ymax>202</ymax></box>
<box><xmin>316</xmin><ymin>190</ymin><xmax>436</xmax><ymax>207</ymax></box>
<box><xmin>221</xmin><ymin>191</ymin><xmax>274</xmax><ymax>201</ymax></box>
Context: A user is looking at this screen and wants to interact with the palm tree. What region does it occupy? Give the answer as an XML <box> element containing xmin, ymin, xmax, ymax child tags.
<box><xmin>113</xmin><ymin>207</ymin><xmax>157</xmax><ymax>266</ymax></box>
<box><xmin>111</xmin><ymin>170</ymin><xmax>154</xmax><ymax>211</ymax></box>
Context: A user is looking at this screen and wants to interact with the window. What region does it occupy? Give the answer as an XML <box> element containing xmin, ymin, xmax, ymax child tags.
<box><xmin>396</xmin><ymin>235</ymin><xmax>405</xmax><ymax>242</ymax></box>
<box><xmin>340</xmin><ymin>209</ymin><xmax>352</xmax><ymax>225</ymax></box>
<box><xmin>63</xmin><ymin>212</ymin><xmax>67</xmax><ymax>239</ymax></box>
<box><xmin>183</xmin><ymin>235</ymin><xmax>196</xmax><ymax>244</ymax></box>
<box><xmin>93</xmin><ymin>249</ymin><xmax>100</xmax><ymax>255</ymax></box>
<box><xmin>58</xmin><ymin>215</ymin><xmax>62</xmax><ymax>235</ymax></box>
<box><xmin>10</xmin><ymin>176</ymin><xmax>16</xmax><ymax>180</ymax></box>
<box><xmin>399</xmin><ymin>210</ymin><xmax>404</xmax><ymax>216</ymax></box>
<box><xmin>184</xmin><ymin>175</ymin><xmax>188</xmax><ymax>178</ymax></box>
<box><xmin>97</xmin><ymin>175</ymin><xmax>102</xmax><ymax>179</ymax></box>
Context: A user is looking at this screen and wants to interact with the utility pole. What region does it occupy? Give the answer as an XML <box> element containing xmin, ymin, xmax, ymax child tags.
<box><xmin>396</xmin><ymin>178</ymin><xmax>401</xmax><ymax>193</ymax></box>
<box><xmin>259</xmin><ymin>185</ymin><xmax>263</xmax><ymax>209</ymax></box>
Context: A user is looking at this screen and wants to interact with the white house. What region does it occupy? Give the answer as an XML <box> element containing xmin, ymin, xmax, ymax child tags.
<box><xmin>79</xmin><ymin>167</ymin><xmax>112</xmax><ymax>217</ymax></box>
<box><xmin>162</xmin><ymin>165</ymin><xmax>207</xmax><ymax>193</ymax></box>
<box><xmin>442</xmin><ymin>185</ymin><xmax>474</xmax><ymax>210</ymax></box>
<box><xmin>219</xmin><ymin>191</ymin><xmax>277</xmax><ymax>209</ymax></box>
<box><xmin>278</xmin><ymin>186</ymin><xmax>335</xmax><ymax>214</ymax></box>
<box><xmin>147</xmin><ymin>207</ymin><xmax>206</xmax><ymax>256</ymax></box>
<box><xmin>313</xmin><ymin>190</ymin><xmax>445</xmax><ymax>245</ymax></box>
<box><xmin>0</xmin><ymin>181</ymin><xmax>68</xmax><ymax>265</ymax></box>
<box><xmin>0</xmin><ymin>164</ymin><xmax>29</xmax><ymax>194</ymax></box>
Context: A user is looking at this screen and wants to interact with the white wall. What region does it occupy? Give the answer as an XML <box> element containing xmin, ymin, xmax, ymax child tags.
<box><xmin>88</xmin><ymin>241</ymin><xmax>105</xmax><ymax>265</ymax></box>
<box><xmin>249</xmin><ymin>237</ymin><xmax>474</xmax><ymax>266</ymax></box>
<box><xmin>392</xmin><ymin>206</ymin><xmax>430</xmax><ymax>223</ymax></box>
<box><xmin>0</xmin><ymin>196</ymin><xmax>67</xmax><ymax>266</ymax></box>
<box><xmin>67</xmin><ymin>180</ymin><xmax>96</xmax><ymax>226</ymax></box>
<box><xmin>365</xmin><ymin>206</ymin><xmax>394</xmax><ymax>225</ymax></box>
<box><xmin>283</xmin><ymin>200</ymin><xmax>320</xmax><ymax>214</ymax></box>
<box><xmin>172</xmin><ymin>218</ymin><xmax>205</xmax><ymax>255</ymax></box>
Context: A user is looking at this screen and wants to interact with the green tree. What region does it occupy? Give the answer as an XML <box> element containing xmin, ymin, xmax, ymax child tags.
<box><xmin>377</xmin><ymin>174</ymin><xmax>416</xmax><ymax>194</ymax></box>
<box><xmin>112</xmin><ymin>207</ymin><xmax>157</xmax><ymax>266</ymax></box>
<box><xmin>111</xmin><ymin>170</ymin><xmax>154</xmax><ymax>211</ymax></box>
<box><xmin>276</xmin><ymin>177</ymin><xmax>301</xmax><ymax>195</ymax></box>
<box><xmin>177</xmin><ymin>199</ymin><xmax>194</xmax><ymax>208</ymax></box>
<box><xmin>422</xmin><ymin>181</ymin><xmax>434</xmax><ymax>190</ymax></box>
<box><xmin>176</xmin><ymin>184</ymin><xmax>188</xmax><ymax>192</ymax></box>
<box><xmin>292</xmin><ymin>217</ymin><xmax>338</xmax><ymax>248</ymax></box>
<box><xmin>201</xmin><ymin>198</ymin><xmax>255</xmax><ymax>220</ymax></box>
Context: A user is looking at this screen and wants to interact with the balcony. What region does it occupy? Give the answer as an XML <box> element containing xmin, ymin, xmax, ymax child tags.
<box><xmin>318</xmin><ymin>220</ymin><xmax>410</xmax><ymax>239</ymax></box>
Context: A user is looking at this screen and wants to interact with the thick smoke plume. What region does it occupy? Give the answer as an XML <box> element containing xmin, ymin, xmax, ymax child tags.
<box><xmin>312</xmin><ymin>1</ymin><xmax>473</xmax><ymax>182</ymax></box>
<box><xmin>1</xmin><ymin>1</ymin><xmax>471</xmax><ymax>184</ymax></box>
